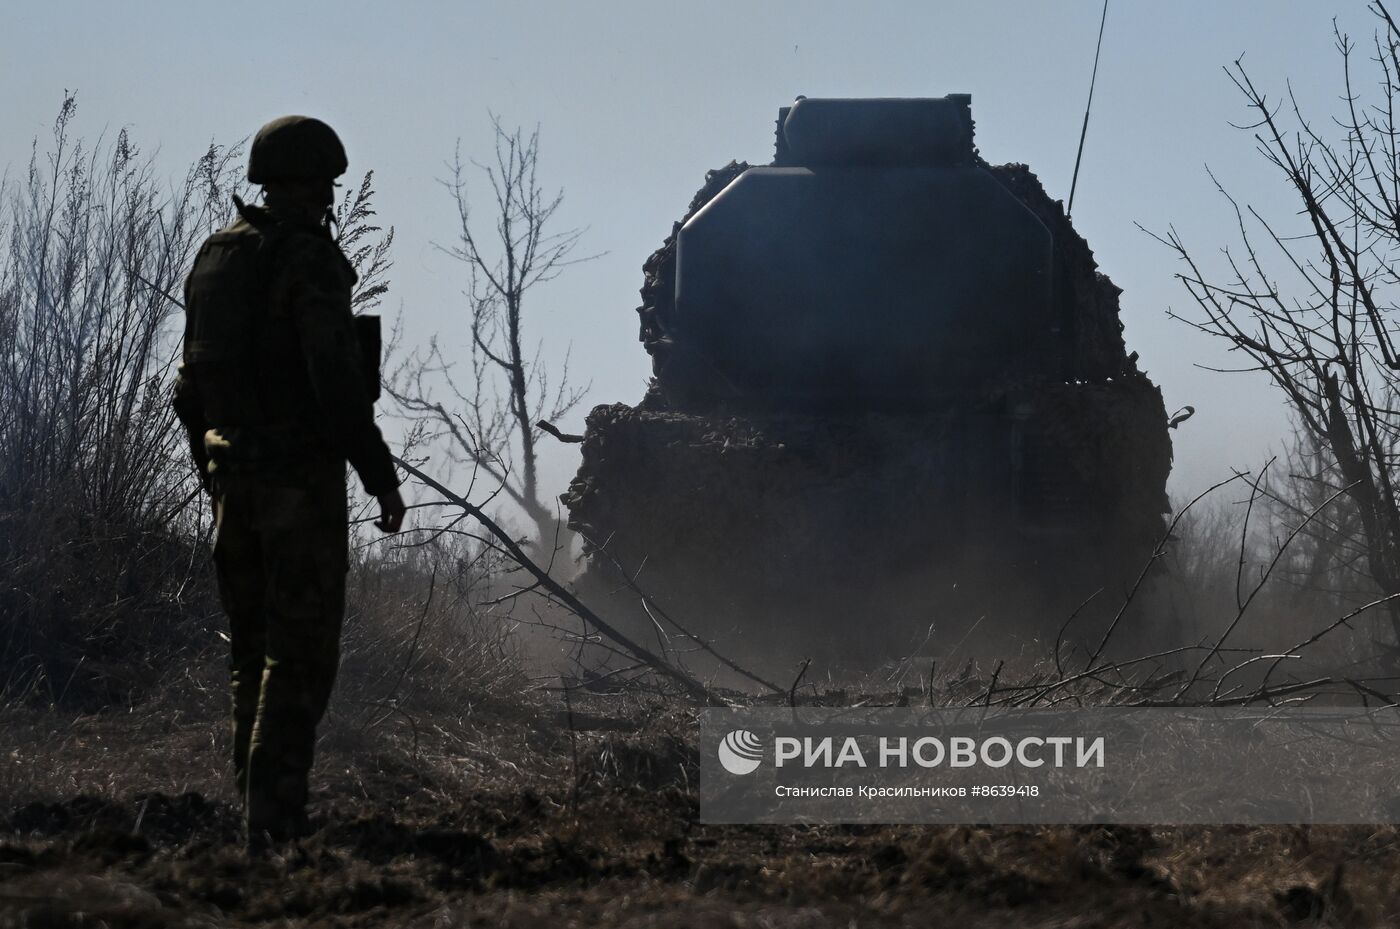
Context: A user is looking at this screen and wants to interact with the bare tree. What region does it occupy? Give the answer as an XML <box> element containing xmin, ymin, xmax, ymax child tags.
<box><xmin>1261</xmin><ymin>425</ymin><xmax>1371</xmax><ymax>611</ymax></box>
<box><xmin>1153</xmin><ymin>1</ymin><xmax>1400</xmax><ymax>650</ymax></box>
<box><xmin>388</xmin><ymin>117</ymin><xmax>592</xmax><ymax>541</ymax></box>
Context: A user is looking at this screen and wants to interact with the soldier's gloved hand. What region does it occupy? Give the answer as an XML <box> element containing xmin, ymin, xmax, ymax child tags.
<box><xmin>375</xmin><ymin>488</ymin><xmax>406</xmax><ymax>534</ymax></box>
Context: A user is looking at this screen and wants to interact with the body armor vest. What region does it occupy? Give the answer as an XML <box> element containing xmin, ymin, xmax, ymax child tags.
<box><xmin>182</xmin><ymin>207</ymin><xmax>332</xmax><ymax>459</ymax></box>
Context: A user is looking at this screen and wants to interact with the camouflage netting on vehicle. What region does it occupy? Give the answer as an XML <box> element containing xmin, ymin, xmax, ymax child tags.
<box><xmin>562</xmin><ymin>378</ymin><xmax>1170</xmax><ymax>666</ymax></box>
<box><xmin>565</xmin><ymin>100</ymin><xmax>1173</xmax><ymax>668</ymax></box>
<box><xmin>986</xmin><ymin>163</ymin><xmax>1134</xmax><ymax>383</ymax></box>
<box><xmin>566</xmin><ymin>383</ymin><xmax>1170</xmax><ymax>564</ymax></box>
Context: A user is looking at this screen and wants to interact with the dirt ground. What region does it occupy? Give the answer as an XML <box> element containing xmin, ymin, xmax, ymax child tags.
<box><xmin>2</xmin><ymin>688</ymin><xmax>1396</xmax><ymax>928</ymax></box>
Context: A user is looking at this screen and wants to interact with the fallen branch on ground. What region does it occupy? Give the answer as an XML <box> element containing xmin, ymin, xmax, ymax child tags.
<box><xmin>393</xmin><ymin>455</ymin><xmax>716</xmax><ymax>704</ymax></box>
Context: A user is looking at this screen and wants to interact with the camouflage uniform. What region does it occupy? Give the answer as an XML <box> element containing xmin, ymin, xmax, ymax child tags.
<box><xmin>172</xmin><ymin>119</ymin><xmax>397</xmax><ymax>840</ymax></box>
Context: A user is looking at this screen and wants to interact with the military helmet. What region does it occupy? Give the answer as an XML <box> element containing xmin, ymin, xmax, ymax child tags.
<box><xmin>247</xmin><ymin>116</ymin><xmax>348</xmax><ymax>184</ymax></box>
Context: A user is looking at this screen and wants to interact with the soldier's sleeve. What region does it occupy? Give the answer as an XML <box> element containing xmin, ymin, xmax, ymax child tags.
<box><xmin>172</xmin><ymin>275</ymin><xmax>212</xmax><ymax>492</ymax></box>
<box><xmin>278</xmin><ymin>235</ymin><xmax>400</xmax><ymax>496</ymax></box>
<box><xmin>171</xmin><ymin>364</ymin><xmax>212</xmax><ymax>493</ymax></box>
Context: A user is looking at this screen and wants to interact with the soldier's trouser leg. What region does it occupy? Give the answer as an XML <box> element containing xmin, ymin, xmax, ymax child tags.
<box><xmin>211</xmin><ymin>487</ymin><xmax>268</xmax><ymax>802</ymax></box>
<box><xmin>213</xmin><ymin>466</ymin><xmax>347</xmax><ymax>840</ymax></box>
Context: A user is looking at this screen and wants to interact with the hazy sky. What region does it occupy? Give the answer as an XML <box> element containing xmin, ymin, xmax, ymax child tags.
<box><xmin>1</xmin><ymin>1</ymin><xmax>1381</xmax><ymax>503</ymax></box>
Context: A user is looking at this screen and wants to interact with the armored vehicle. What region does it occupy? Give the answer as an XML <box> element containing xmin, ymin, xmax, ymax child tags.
<box><xmin>563</xmin><ymin>96</ymin><xmax>1171</xmax><ymax>669</ymax></box>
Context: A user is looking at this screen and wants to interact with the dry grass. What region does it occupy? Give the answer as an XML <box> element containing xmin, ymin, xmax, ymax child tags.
<box><xmin>5</xmin><ymin>466</ymin><xmax>1399</xmax><ymax>926</ymax></box>
<box><xmin>6</xmin><ymin>685</ymin><xmax>1400</xmax><ymax>928</ymax></box>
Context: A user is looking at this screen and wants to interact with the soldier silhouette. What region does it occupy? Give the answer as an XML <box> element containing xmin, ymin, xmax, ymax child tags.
<box><xmin>172</xmin><ymin>115</ymin><xmax>406</xmax><ymax>847</ymax></box>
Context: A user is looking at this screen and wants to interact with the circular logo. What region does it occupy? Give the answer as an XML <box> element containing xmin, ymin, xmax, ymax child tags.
<box><xmin>718</xmin><ymin>729</ymin><xmax>764</xmax><ymax>775</ymax></box>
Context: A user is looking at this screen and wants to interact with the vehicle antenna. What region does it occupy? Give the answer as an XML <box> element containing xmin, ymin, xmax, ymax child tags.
<box><xmin>1067</xmin><ymin>0</ymin><xmax>1110</xmax><ymax>219</ymax></box>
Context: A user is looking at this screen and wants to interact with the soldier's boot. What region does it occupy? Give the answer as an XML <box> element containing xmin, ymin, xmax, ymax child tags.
<box><xmin>246</xmin><ymin>768</ymin><xmax>311</xmax><ymax>850</ymax></box>
<box><xmin>244</xmin><ymin>660</ymin><xmax>333</xmax><ymax>846</ymax></box>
